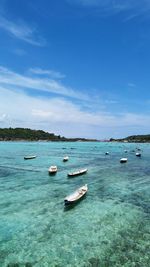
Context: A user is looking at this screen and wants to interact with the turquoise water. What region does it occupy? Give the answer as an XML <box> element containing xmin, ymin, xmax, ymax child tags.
<box><xmin>0</xmin><ymin>141</ymin><xmax>150</xmax><ymax>267</ymax></box>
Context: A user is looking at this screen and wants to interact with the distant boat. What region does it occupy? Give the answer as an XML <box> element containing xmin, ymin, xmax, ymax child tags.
<box><xmin>63</xmin><ymin>156</ymin><xmax>69</xmax><ymax>162</ymax></box>
<box><xmin>120</xmin><ymin>158</ymin><xmax>128</xmax><ymax>163</ymax></box>
<box><xmin>48</xmin><ymin>165</ymin><xmax>57</xmax><ymax>174</ymax></box>
<box><xmin>24</xmin><ymin>155</ymin><xmax>36</xmax><ymax>160</ymax></box>
<box><xmin>136</xmin><ymin>153</ymin><xmax>141</xmax><ymax>157</ymax></box>
<box><xmin>64</xmin><ymin>184</ymin><xmax>88</xmax><ymax>206</ymax></box>
<box><xmin>68</xmin><ymin>168</ymin><xmax>88</xmax><ymax>177</ymax></box>
<box><xmin>105</xmin><ymin>152</ymin><xmax>109</xmax><ymax>155</ymax></box>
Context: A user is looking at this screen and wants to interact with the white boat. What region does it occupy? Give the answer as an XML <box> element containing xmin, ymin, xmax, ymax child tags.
<box><xmin>136</xmin><ymin>153</ymin><xmax>141</xmax><ymax>157</ymax></box>
<box><xmin>63</xmin><ymin>156</ymin><xmax>69</xmax><ymax>162</ymax></box>
<box><xmin>64</xmin><ymin>184</ymin><xmax>88</xmax><ymax>206</ymax></box>
<box><xmin>120</xmin><ymin>158</ymin><xmax>128</xmax><ymax>163</ymax></box>
<box><xmin>48</xmin><ymin>165</ymin><xmax>57</xmax><ymax>174</ymax></box>
<box><xmin>68</xmin><ymin>168</ymin><xmax>88</xmax><ymax>177</ymax></box>
<box><xmin>24</xmin><ymin>155</ymin><xmax>36</xmax><ymax>160</ymax></box>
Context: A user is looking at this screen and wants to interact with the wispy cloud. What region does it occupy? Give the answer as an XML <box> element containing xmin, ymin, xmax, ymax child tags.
<box><xmin>0</xmin><ymin>113</ymin><xmax>9</xmax><ymax>123</ymax></box>
<box><xmin>123</xmin><ymin>13</ymin><xmax>141</xmax><ymax>22</ymax></box>
<box><xmin>67</xmin><ymin>0</ymin><xmax>150</xmax><ymax>18</ymax></box>
<box><xmin>0</xmin><ymin>66</ymin><xmax>86</xmax><ymax>100</ymax></box>
<box><xmin>69</xmin><ymin>0</ymin><xmax>145</xmax><ymax>9</ymax></box>
<box><xmin>128</xmin><ymin>83</ymin><xmax>136</xmax><ymax>87</ymax></box>
<box><xmin>29</xmin><ymin>68</ymin><xmax>65</xmax><ymax>79</ymax></box>
<box><xmin>0</xmin><ymin>85</ymin><xmax>150</xmax><ymax>138</ymax></box>
<box><xmin>0</xmin><ymin>65</ymin><xmax>149</xmax><ymax>138</ymax></box>
<box><xmin>0</xmin><ymin>15</ymin><xmax>45</xmax><ymax>46</ymax></box>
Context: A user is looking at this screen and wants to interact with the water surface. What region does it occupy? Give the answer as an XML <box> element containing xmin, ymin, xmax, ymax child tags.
<box><xmin>0</xmin><ymin>142</ymin><xmax>149</xmax><ymax>266</ymax></box>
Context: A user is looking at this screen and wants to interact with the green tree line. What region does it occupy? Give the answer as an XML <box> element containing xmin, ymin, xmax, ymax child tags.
<box><xmin>0</xmin><ymin>127</ymin><xmax>98</xmax><ymax>141</ymax></box>
<box><xmin>0</xmin><ymin>128</ymin><xmax>65</xmax><ymax>141</ymax></box>
<box><xmin>110</xmin><ymin>134</ymin><xmax>150</xmax><ymax>143</ymax></box>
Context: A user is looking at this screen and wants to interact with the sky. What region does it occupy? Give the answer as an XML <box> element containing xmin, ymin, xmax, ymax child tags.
<box><xmin>0</xmin><ymin>0</ymin><xmax>150</xmax><ymax>139</ymax></box>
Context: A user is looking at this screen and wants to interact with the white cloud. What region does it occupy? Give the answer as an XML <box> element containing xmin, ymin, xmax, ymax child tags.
<box><xmin>0</xmin><ymin>15</ymin><xmax>45</xmax><ymax>46</ymax></box>
<box><xmin>0</xmin><ymin>113</ymin><xmax>9</xmax><ymax>122</ymax></box>
<box><xmin>0</xmin><ymin>66</ymin><xmax>85</xmax><ymax>100</ymax></box>
<box><xmin>67</xmin><ymin>0</ymin><xmax>150</xmax><ymax>17</ymax></box>
<box><xmin>0</xmin><ymin>65</ymin><xmax>149</xmax><ymax>138</ymax></box>
<box><xmin>29</xmin><ymin>68</ymin><xmax>65</xmax><ymax>79</ymax></box>
<box><xmin>32</xmin><ymin>109</ymin><xmax>53</xmax><ymax>118</ymax></box>
<box><xmin>69</xmin><ymin>0</ymin><xmax>144</xmax><ymax>9</ymax></box>
<box><xmin>0</xmin><ymin>85</ymin><xmax>150</xmax><ymax>138</ymax></box>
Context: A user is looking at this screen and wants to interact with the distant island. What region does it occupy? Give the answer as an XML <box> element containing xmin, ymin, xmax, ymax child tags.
<box><xmin>0</xmin><ymin>128</ymin><xmax>98</xmax><ymax>142</ymax></box>
<box><xmin>110</xmin><ymin>134</ymin><xmax>150</xmax><ymax>143</ymax></box>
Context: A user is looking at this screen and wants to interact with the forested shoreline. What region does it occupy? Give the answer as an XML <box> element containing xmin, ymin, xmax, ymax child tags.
<box><xmin>0</xmin><ymin>128</ymin><xmax>97</xmax><ymax>142</ymax></box>
<box><xmin>110</xmin><ymin>135</ymin><xmax>150</xmax><ymax>143</ymax></box>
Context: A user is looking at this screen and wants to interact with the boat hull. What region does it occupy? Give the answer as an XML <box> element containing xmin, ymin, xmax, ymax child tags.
<box><xmin>64</xmin><ymin>184</ymin><xmax>88</xmax><ymax>206</ymax></box>
<box><xmin>24</xmin><ymin>156</ymin><xmax>36</xmax><ymax>160</ymax></box>
<box><xmin>120</xmin><ymin>158</ymin><xmax>127</xmax><ymax>163</ymax></box>
<box><xmin>136</xmin><ymin>153</ymin><xmax>141</xmax><ymax>157</ymax></box>
<box><xmin>64</xmin><ymin>196</ymin><xmax>86</xmax><ymax>206</ymax></box>
<box><xmin>67</xmin><ymin>169</ymin><xmax>87</xmax><ymax>177</ymax></box>
<box><xmin>48</xmin><ymin>166</ymin><xmax>57</xmax><ymax>175</ymax></box>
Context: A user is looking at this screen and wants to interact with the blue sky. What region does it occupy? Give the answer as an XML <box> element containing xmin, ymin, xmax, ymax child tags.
<box><xmin>0</xmin><ymin>0</ymin><xmax>150</xmax><ymax>138</ymax></box>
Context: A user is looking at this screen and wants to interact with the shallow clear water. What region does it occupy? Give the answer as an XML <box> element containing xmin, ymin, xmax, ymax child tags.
<box><xmin>0</xmin><ymin>141</ymin><xmax>150</xmax><ymax>267</ymax></box>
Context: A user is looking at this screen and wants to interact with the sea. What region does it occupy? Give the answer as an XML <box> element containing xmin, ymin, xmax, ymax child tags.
<box><xmin>0</xmin><ymin>141</ymin><xmax>149</xmax><ymax>267</ymax></box>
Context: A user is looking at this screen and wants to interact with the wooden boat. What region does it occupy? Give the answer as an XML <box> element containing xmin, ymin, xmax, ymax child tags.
<box><xmin>63</xmin><ymin>156</ymin><xmax>69</xmax><ymax>162</ymax></box>
<box><xmin>120</xmin><ymin>158</ymin><xmax>128</xmax><ymax>163</ymax></box>
<box><xmin>64</xmin><ymin>184</ymin><xmax>88</xmax><ymax>206</ymax></box>
<box><xmin>24</xmin><ymin>155</ymin><xmax>36</xmax><ymax>160</ymax></box>
<box><xmin>48</xmin><ymin>165</ymin><xmax>57</xmax><ymax>174</ymax></box>
<box><xmin>136</xmin><ymin>153</ymin><xmax>141</xmax><ymax>157</ymax></box>
<box><xmin>68</xmin><ymin>168</ymin><xmax>87</xmax><ymax>177</ymax></box>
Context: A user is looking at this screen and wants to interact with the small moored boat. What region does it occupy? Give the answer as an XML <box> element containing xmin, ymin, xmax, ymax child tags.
<box><xmin>68</xmin><ymin>168</ymin><xmax>87</xmax><ymax>177</ymax></box>
<box><xmin>24</xmin><ymin>155</ymin><xmax>36</xmax><ymax>160</ymax></box>
<box><xmin>120</xmin><ymin>158</ymin><xmax>128</xmax><ymax>163</ymax></box>
<box><xmin>64</xmin><ymin>184</ymin><xmax>88</xmax><ymax>206</ymax></box>
<box><xmin>48</xmin><ymin>165</ymin><xmax>57</xmax><ymax>174</ymax></box>
<box><xmin>63</xmin><ymin>156</ymin><xmax>69</xmax><ymax>162</ymax></box>
<box><xmin>136</xmin><ymin>153</ymin><xmax>141</xmax><ymax>157</ymax></box>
